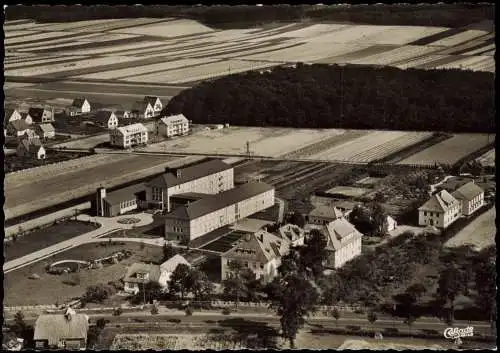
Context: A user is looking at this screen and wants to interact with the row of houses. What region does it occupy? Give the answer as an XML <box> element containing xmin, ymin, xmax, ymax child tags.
<box><xmin>418</xmin><ymin>181</ymin><xmax>484</xmax><ymax>228</ymax></box>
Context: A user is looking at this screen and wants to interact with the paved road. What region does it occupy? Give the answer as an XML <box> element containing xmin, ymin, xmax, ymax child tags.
<box><xmin>3</xmin><ymin>213</ymin><xmax>154</xmax><ymax>274</ymax></box>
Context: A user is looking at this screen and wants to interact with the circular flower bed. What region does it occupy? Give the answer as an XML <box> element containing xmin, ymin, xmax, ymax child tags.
<box><xmin>117</xmin><ymin>217</ymin><xmax>141</xmax><ymax>224</ymax></box>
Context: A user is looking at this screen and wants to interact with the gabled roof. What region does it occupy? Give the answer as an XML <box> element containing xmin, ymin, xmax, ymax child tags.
<box><xmin>223</xmin><ymin>230</ymin><xmax>289</xmax><ymax>263</ymax></box>
<box><xmin>147</xmin><ymin>159</ymin><xmax>232</xmax><ymax>189</ymax></box>
<box><xmin>93</xmin><ymin>110</ymin><xmax>116</xmax><ymax>124</ymax></box>
<box><xmin>169</xmin><ymin>192</ymin><xmax>209</xmax><ymax>202</ymax></box>
<box><xmin>37</xmin><ymin>123</ymin><xmax>55</xmax><ymax>133</ymax></box>
<box><xmin>160</xmin><ymin>254</ymin><xmax>191</xmax><ymax>273</ymax></box>
<box><xmin>323</xmin><ymin>218</ymin><xmax>363</xmax><ymax>250</ymax></box>
<box><xmin>144</xmin><ymin>96</ymin><xmax>161</xmax><ymax>106</ymax></box>
<box><xmin>9</xmin><ymin>119</ymin><xmax>30</xmax><ymax>131</ymax></box>
<box><xmin>309</xmin><ymin>205</ymin><xmax>343</xmax><ymax>219</ymax></box>
<box><xmin>4</xmin><ymin>108</ymin><xmax>19</xmax><ymax>124</ymax></box>
<box><xmin>124</xmin><ymin>263</ymin><xmax>161</xmax><ymax>284</ymax></box>
<box><xmin>132</xmin><ymin>101</ymin><xmax>152</xmax><ymax>112</ymax></box>
<box><xmin>167</xmin><ymin>182</ymin><xmax>274</xmax><ymax>221</ymax></box>
<box><xmin>419</xmin><ymin>190</ymin><xmax>458</xmax><ymax>212</ymax></box>
<box><xmin>103</xmin><ymin>183</ymin><xmax>146</xmax><ymax>206</ymax></box>
<box><xmin>452</xmin><ymin>182</ymin><xmax>484</xmax><ymax>201</ymax></box>
<box><xmin>160</xmin><ymin>114</ymin><xmax>188</xmax><ymax>126</ymax></box>
<box><xmin>34</xmin><ymin>313</ymin><xmax>89</xmax><ymax>346</ymax></box>
<box><xmin>72</xmin><ymin>98</ymin><xmax>88</xmax><ymax>108</ymax></box>
<box><xmin>27</xmin><ymin>107</ymin><xmax>51</xmax><ymax>121</ymax></box>
<box><xmin>115</xmin><ymin>123</ymin><xmax>148</xmax><ymax>136</ymax></box>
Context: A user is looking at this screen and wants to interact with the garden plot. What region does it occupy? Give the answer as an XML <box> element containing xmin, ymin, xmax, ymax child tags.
<box><xmin>398</xmin><ymin>133</ymin><xmax>493</xmax><ymax>166</ymax></box>
<box><xmin>444</xmin><ymin>207</ymin><xmax>495</xmax><ymax>251</ymax></box>
<box><xmin>111</xmin><ymin>334</ymin><xmax>246</xmax><ymax>350</ymax></box>
<box><xmin>110</xmin><ymin>19</ymin><xmax>214</xmax><ymax>37</ymax></box>
<box><xmin>325</xmin><ymin>186</ymin><xmax>371</xmax><ymax>198</ymax></box>
<box><xmin>350</xmin><ymin>45</ymin><xmax>438</xmax><ymax>66</ymax></box>
<box><xmin>305</xmin><ymin>131</ymin><xmax>431</xmax><ymax>163</ymax></box>
<box><xmin>430</xmin><ymin>29</ymin><xmax>490</xmax><ymax>47</ymax></box>
<box><xmin>124</xmin><ymin>59</ymin><xmax>280</xmax><ymax>84</ymax></box>
<box><xmin>141</xmin><ymin>127</ymin><xmax>343</xmax><ymax>157</ymax></box>
<box><xmin>4</xmin><ymin>55</ymin><xmax>144</xmax><ymax>77</ymax></box>
<box><xmin>76</xmin><ymin>57</ymin><xmax>221</xmax><ymax>80</ymax></box>
<box><xmin>476</xmin><ymin>148</ymin><xmax>495</xmax><ymax>167</ymax></box>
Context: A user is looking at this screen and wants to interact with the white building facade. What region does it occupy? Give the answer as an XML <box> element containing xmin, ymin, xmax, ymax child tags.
<box><xmin>158</xmin><ymin>114</ymin><xmax>189</xmax><ymax>137</ymax></box>
<box><xmin>418</xmin><ymin>190</ymin><xmax>461</xmax><ymax>229</ymax></box>
<box><xmin>110</xmin><ymin>123</ymin><xmax>148</xmax><ymax>149</ymax></box>
<box><xmin>322</xmin><ymin>218</ymin><xmax>363</xmax><ymax>269</ymax></box>
<box><xmin>452</xmin><ymin>182</ymin><xmax>484</xmax><ymax>216</ymax></box>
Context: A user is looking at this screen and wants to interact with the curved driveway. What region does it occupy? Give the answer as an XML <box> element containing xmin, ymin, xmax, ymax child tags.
<box><xmin>3</xmin><ymin>213</ymin><xmax>154</xmax><ymax>274</ymax></box>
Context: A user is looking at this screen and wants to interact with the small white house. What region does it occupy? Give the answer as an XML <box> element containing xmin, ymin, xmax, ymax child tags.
<box><xmin>68</xmin><ymin>98</ymin><xmax>91</xmax><ymax>116</ymax></box>
<box><xmin>123</xmin><ymin>263</ymin><xmax>161</xmax><ymax>295</ymax></box>
<box><xmin>17</xmin><ymin>138</ymin><xmax>46</xmax><ymax>160</ymax></box>
<box><xmin>144</xmin><ymin>96</ymin><xmax>163</xmax><ymax>116</ymax></box>
<box><xmin>114</xmin><ymin>110</ymin><xmax>131</xmax><ymax>119</ymax></box>
<box><xmin>385</xmin><ymin>215</ymin><xmax>397</xmax><ymax>232</ymax></box>
<box><xmin>158</xmin><ymin>254</ymin><xmax>191</xmax><ymax>290</ymax></box>
<box><xmin>27</xmin><ymin>107</ymin><xmax>54</xmax><ymax>123</ymax></box>
<box><xmin>5</xmin><ymin>108</ymin><xmax>22</xmax><ymax>123</ymax></box>
<box><xmin>158</xmin><ymin>114</ymin><xmax>189</xmax><ymax>137</ymax></box>
<box><xmin>35</xmin><ymin>123</ymin><xmax>56</xmax><ymax>139</ymax></box>
<box><xmin>93</xmin><ymin>111</ymin><xmax>119</xmax><ymax>129</ymax></box>
<box><xmin>131</xmin><ymin>101</ymin><xmax>155</xmax><ymax>119</ymax></box>
<box><xmin>322</xmin><ymin>218</ymin><xmax>363</xmax><ymax>269</ymax></box>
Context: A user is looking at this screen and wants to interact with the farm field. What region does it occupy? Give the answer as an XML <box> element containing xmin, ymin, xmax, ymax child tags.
<box><xmin>3</xmin><ymin>242</ymin><xmax>163</xmax><ymax>306</ymax></box>
<box><xmin>397</xmin><ymin>133</ymin><xmax>494</xmax><ymax>166</ymax></box>
<box><xmin>3</xmin><ymin>155</ymin><xmax>201</xmax><ymax>221</ymax></box>
<box><xmin>444</xmin><ymin>206</ymin><xmax>496</xmax><ymax>251</ymax></box>
<box><xmin>3</xmin><ymin>18</ymin><xmax>495</xmax><ymax>91</ymax></box>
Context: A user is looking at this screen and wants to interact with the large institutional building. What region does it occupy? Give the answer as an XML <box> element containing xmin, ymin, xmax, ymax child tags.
<box><xmin>110</xmin><ymin>123</ymin><xmax>148</xmax><ymax>149</ymax></box>
<box><xmin>146</xmin><ymin>159</ymin><xmax>234</xmax><ymax>212</ymax></box>
<box><xmin>418</xmin><ymin>190</ymin><xmax>461</xmax><ymax>229</ymax></box>
<box><xmin>164</xmin><ymin>181</ymin><xmax>275</xmax><ymax>242</ymax></box>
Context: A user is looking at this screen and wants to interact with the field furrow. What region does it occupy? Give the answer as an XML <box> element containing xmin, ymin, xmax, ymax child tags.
<box><xmin>110</xmin><ymin>19</ymin><xmax>214</xmax><ymax>37</ymax></box>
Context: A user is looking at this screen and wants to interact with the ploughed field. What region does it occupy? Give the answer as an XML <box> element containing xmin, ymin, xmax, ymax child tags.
<box><xmin>4</xmin><ymin>18</ymin><xmax>495</xmax><ymax>91</ymax></box>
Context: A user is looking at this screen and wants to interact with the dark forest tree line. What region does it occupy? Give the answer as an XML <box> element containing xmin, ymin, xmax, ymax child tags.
<box><xmin>5</xmin><ymin>4</ymin><xmax>494</xmax><ymax>29</ymax></box>
<box><xmin>164</xmin><ymin>64</ymin><xmax>495</xmax><ymax>133</ymax></box>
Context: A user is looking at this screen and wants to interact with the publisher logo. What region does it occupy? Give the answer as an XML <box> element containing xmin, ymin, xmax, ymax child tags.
<box><xmin>444</xmin><ymin>326</ymin><xmax>474</xmax><ymax>341</ymax></box>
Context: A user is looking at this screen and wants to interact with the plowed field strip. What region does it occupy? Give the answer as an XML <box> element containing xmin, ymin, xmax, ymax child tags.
<box><xmin>313</xmin><ymin>44</ymin><xmax>397</xmax><ymax>63</ymax></box>
<box><xmin>409</xmin><ymin>28</ymin><xmax>466</xmax><ymax>46</ymax></box>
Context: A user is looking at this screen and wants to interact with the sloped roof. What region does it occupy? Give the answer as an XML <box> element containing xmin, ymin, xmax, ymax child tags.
<box><xmin>34</xmin><ymin>313</ymin><xmax>89</xmax><ymax>346</ymax></box>
<box><xmin>160</xmin><ymin>114</ymin><xmax>188</xmax><ymax>126</ymax></box>
<box><xmin>452</xmin><ymin>182</ymin><xmax>484</xmax><ymax>201</ymax></box>
<box><xmin>223</xmin><ymin>230</ymin><xmax>289</xmax><ymax>263</ymax></box>
<box><xmin>103</xmin><ymin>183</ymin><xmax>146</xmax><ymax>206</ymax></box>
<box><xmin>277</xmin><ymin>224</ymin><xmax>304</xmax><ymax>242</ymax></box>
<box><xmin>115</xmin><ymin>123</ymin><xmax>148</xmax><ymax>136</ymax></box>
<box><xmin>124</xmin><ymin>263</ymin><xmax>161</xmax><ymax>284</ymax></box>
<box><xmin>147</xmin><ymin>159</ymin><xmax>232</xmax><ymax>189</ymax></box>
<box><xmin>331</xmin><ymin>200</ymin><xmax>359</xmax><ymax>211</ymax></box>
<box><xmin>28</xmin><ymin>107</ymin><xmax>51</xmax><ymax>121</ymax></box>
<box><xmin>9</xmin><ymin>119</ymin><xmax>30</xmax><ymax>131</ymax></box>
<box><xmin>4</xmin><ymin>108</ymin><xmax>19</xmax><ymax>124</ymax></box>
<box><xmin>93</xmin><ymin>110</ymin><xmax>116</xmax><ymax>124</ymax></box>
<box><xmin>144</xmin><ymin>96</ymin><xmax>161</xmax><ymax>106</ymax></box>
<box><xmin>72</xmin><ymin>98</ymin><xmax>88</xmax><ymax>108</ymax></box>
<box><xmin>169</xmin><ymin>192</ymin><xmax>209</xmax><ymax>202</ymax></box>
<box><xmin>309</xmin><ymin>205</ymin><xmax>343</xmax><ymax>219</ymax></box>
<box><xmin>160</xmin><ymin>254</ymin><xmax>191</xmax><ymax>273</ymax></box>
<box><xmin>132</xmin><ymin>101</ymin><xmax>152</xmax><ymax>112</ymax></box>
<box><xmin>167</xmin><ymin>182</ymin><xmax>274</xmax><ymax>221</ymax></box>
<box><xmin>323</xmin><ymin>218</ymin><xmax>363</xmax><ymax>250</ymax></box>
<box><xmin>38</xmin><ymin>123</ymin><xmax>55</xmax><ymax>133</ymax></box>
<box><xmin>419</xmin><ymin>190</ymin><xmax>458</xmax><ymax>212</ymax></box>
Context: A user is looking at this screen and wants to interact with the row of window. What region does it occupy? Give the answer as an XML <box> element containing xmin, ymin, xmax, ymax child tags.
<box><xmin>120</xmin><ymin>199</ymin><xmax>136</xmax><ymax>209</ymax></box>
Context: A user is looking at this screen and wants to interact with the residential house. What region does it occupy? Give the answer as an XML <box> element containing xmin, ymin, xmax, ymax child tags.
<box><xmin>322</xmin><ymin>218</ymin><xmax>363</xmax><ymax>269</ymax></box>
<box><xmin>164</xmin><ymin>181</ymin><xmax>275</xmax><ymax>243</ymax></box>
<box><xmin>23</xmin><ymin>129</ymin><xmax>40</xmax><ymax>142</ymax></box>
<box><xmin>109</xmin><ymin>123</ymin><xmax>148</xmax><ymax>149</ymax></box>
<box><xmin>92</xmin><ymin>110</ymin><xmax>119</xmax><ymax>129</ymax></box>
<box><xmin>144</xmin><ymin>96</ymin><xmax>163</xmax><ymax>116</ymax></box>
<box><xmin>17</xmin><ymin>138</ymin><xmax>46</xmax><ymax>159</ymax></box>
<box><xmin>221</xmin><ymin>230</ymin><xmax>289</xmax><ymax>283</ymax></box>
<box><xmin>157</xmin><ymin>114</ymin><xmax>189</xmax><ymax>137</ymax></box>
<box><xmin>34</xmin><ymin>308</ymin><xmax>89</xmax><ymax>350</ymax></box>
<box><xmin>35</xmin><ymin>123</ymin><xmax>56</xmax><ymax>139</ymax></box>
<box><xmin>67</xmin><ymin>98</ymin><xmax>91</xmax><ymax>116</ymax></box>
<box><xmin>27</xmin><ymin>107</ymin><xmax>54</xmax><ymax>124</ymax></box>
<box><xmin>452</xmin><ymin>181</ymin><xmax>484</xmax><ymax>216</ymax></box>
<box><xmin>158</xmin><ymin>254</ymin><xmax>191</xmax><ymax>289</ymax></box>
<box><xmin>114</xmin><ymin>110</ymin><xmax>131</xmax><ymax>119</ymax></box>
<box><xmin>146</xmin><ymin>159</ymin><xmax>234</xmax><ymax>212</ymax></box>
<box><xmin>4</xmin><ymin>108</ymin><xmax>22</xmax><ymax>130</ymax></box>
<box><xmin>384</xmin><ymin>215</ymin><xmax>398</xmax><ymax>232</ymax></box>
<box><xmin>307</xmin><ymin>206</ymin><xmax>344</xmax><ymax>225</ymax></box>
<box><xmin>275</xmin><ymin>223</ymin><xmax>305</xmax><ymax>247</ymax></box>
<box><xmin>418</xmin><ymin>190</ymin><xmax>461</xmax><ymax>229</ymax></box>
<box><xmin>131</xmin><ymin>101</ymin><xmax>155</xmax><ymax>119</ymax></box>
<box><xmin>95</xmin><ymin>184</ymin><xmax>147</xmax><ymax>217</ymax></box>
<box><xmin>7</xmin><ymin>119</ymin><xmax>31</xmax><ymax>137</ymax></box>
<box><xmin>123</xmin><ymin>263</ymin><xmax>161</xmax><ymax>295</ymax></box>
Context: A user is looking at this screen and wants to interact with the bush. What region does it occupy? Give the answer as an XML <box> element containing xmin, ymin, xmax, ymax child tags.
<box><xmin>151</xmin><ymin>306</ymin><xmax>159</xmax><ymax>315</ymax></box>
<box><xmin>113</xmin><ymin>307</ymin><xmax>122</xmax><ymax>316</ymax></box>
<box><xmin>185</xmin><ymin>307</ymin><xmax>193</xmax><ymax>316</ymax></box>
<box><xmin>222</xmin><ymin>308</ymin><xmax>231</xmax><ymax>315</ymax></box>
<box><xmin>84</xmin><ymin>284</ymin><xmax>116</xmax><ymax>303</ymax></box>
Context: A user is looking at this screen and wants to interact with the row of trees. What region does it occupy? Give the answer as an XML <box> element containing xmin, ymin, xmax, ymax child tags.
<box><xmin>6</xmin><ymin>4</ymin><xmax>493</xmax><ymax>29</ymax></box>
<box><xmin>164</xmin><ymin>64</ymin><xmax>494</xmax><ymax>134</ymax></box>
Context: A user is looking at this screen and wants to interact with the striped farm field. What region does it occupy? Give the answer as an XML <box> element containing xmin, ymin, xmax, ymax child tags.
<box><xmin>5</xmin><ymin>31</ymin><xmax>71</xmax><ymax>45</ymax></box>
<box><xmin>303</xmin><ymin>131</ymin><xmax>433</xmax><ymax>163</ymax></box>
<box><xmin>429</xmin><ymin>29</ymin><xmax>490</xmax><ymax>47</ymax></box>
<box><xmin>397</xmin><ymin>133</ymin><xmax>494</xmax><ymax>166</ymax></box>
<box><xmin>110</xmin><ymin>19</ymin><xmax>214</xmax><ymax>37</ymax></box>
<box><xmin>4</xmin><ymin>55</ymin><xmax>89</xmax><ymax>70</ymax></box>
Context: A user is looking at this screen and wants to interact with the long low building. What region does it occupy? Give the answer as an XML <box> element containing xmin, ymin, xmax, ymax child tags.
<box><xmin>95</xmin><ymin>184</ymin><xmax>147</xmax><ymax>217</ymax></box>
<box><xmin>164</xmin><ymin>182</ymin><xmax>275</xmax><ymax>242</ymax></box>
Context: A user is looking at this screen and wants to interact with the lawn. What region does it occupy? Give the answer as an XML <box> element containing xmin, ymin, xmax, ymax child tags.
<box><xmin>3</xmin><ymin>242</ymin><xmax>163</xmax><ymax>306</ymax></box>
<box><xmin>101</xmin><ymin>214</ymin><xmax>165</xmax><ymax>239</ymax></box>
<box><xmin>4</xmin><ymin>220</ymin><xmax>99</xmax><ymax>261</ymax></box>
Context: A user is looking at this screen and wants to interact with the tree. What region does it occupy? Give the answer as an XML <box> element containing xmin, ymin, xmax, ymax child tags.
<box><xmin>404</xmin><ymin>315</ymin><xmax>417</xmax><ymax>336</ymax></box>
<box><xmin>370</xmin><ymin>202</ymin><xmax>388</xmax><ymax>236</ymax></box>
<box><xmin>331</xmin><ymin>307</ymin><xmax>340</xmax><ymax>326</ymax></box>
<box><xmin>289</xmin><ymin>211</ymin><xmax>306</xmax><ymax>228</ymax></box>
<box><xmin>222</xmin><ymin>260</ymin><xmax>246</xmax><ymax>309</ymax></box>
<box><xmin>275</xmin><ymin>274</ymin><xmax>319</xmax><ymax>349</ymax></box>
<box><xmin>348</xmin><ymin>205</ymin><xmax>375</xmax><ymax>235</ymax></box>
<box><xmin>188</xmin><ymin>269</ymin><xmax>215</xmax><ymax>301</ymax></box>
<box><xmin>168</xmin><ymin>264</ymin><xmax>192</xmax><ymax>300</ymax></box>
<box><xmin>367</xmin><ymin>311</ymin><xmax>378</xmax><ymax>326</ymax></box>
<box><xmin>405</xmin><ymin>283</ymin><xmax>427</xmax><ymax>304</ymax></box>
<box><xmin>436</xmin><ymin>265</ymin><xmax>467</xmax><ymax>325</ymax></box>
<box><xmin>162</xmin><ymin>243</ymin><xmax>175</xmax><ymax>262</ymax></box>
<box><xmin>133</xmin><ymin>281</ymin><xmax>163</xmax><ymax>305</ymax></box>
<box><xmin>298</xmin><ymin>228</ymin><xmax>328</xmax><ymax>278</ymax></box>
<box><xmin>473</xmin><ymin>254</ymin><xmax>496</xmax><ymax>334</ymax></box>
<box><xmin>84</xmin><ymin>284</ymin><xmax>116</xmax><ymax>303</ymax></box>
